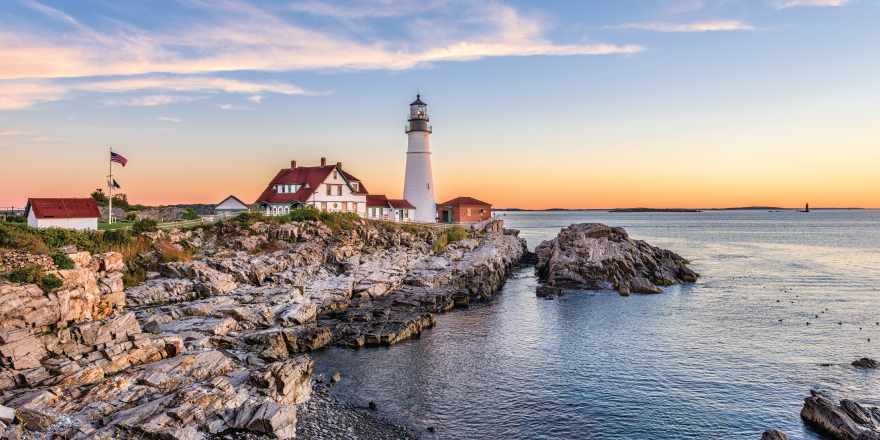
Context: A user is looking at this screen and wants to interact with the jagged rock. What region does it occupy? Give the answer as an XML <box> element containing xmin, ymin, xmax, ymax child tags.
<box><xmin>1</xmin><ymin>423</ymin><xmax>21</xmax><ymax>440</ymax></box>
<box><xmin>630</xmin><ymin>277</ymin><xmax>662</xmax><ymax>294</ymax></box>
<box><xmin>762</xmin><ymin>430</ymin><xmax>790</xmax><ymax>440</ymax></box>
<box><xmin>0</xmin><ymin>406</ymin><xmax>13</xmax><ymax>425</ymax></box>
<box><xmin>801</xmin><ymin>390</ymin><xmax>880</xmax><ymax>440</ymax></box>
<box><xmin>17</xmin><ymin>408</ymin><xmax>55</xmax><ymax>432</ymax></box>
<box><xmin>534</xmin><ymin>223</ymin><xmax>697</xmax><ymax>291</ymax></box>
<box><xmin>330</xmin><ymin>373</ymin><xmax>340</xmax><ymax>383</ymax></box>
<box><xmin>144</xmin><ymin>320</ymin><xmax>161</xmax><ymax>334</ymax></box>
<box><xmin>852</xmin><ymin>358</ymin><xmax>878</xmax><ymax>369</ymax></box>
<box><xmin>536</xmin><ymin>285</ymin><xmax>565</xmax><ymax>299</ymax></box>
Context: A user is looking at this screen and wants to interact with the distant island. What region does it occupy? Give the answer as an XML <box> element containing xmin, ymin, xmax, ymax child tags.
<box><xmin>609</xmin><ymin>208</ymin><xmax>701</xmax><ymax>213</ymax></box>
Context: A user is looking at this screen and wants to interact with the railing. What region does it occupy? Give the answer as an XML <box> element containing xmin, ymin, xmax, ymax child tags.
<box><xmin>407</xmin><ymin>113</ymin><xmax>429</xmax><ymax>121</ymax></box>
<box><xmin>404</xmin><ymin>124</ymin><xmax>432</xmax><ymax>133</ymax></box>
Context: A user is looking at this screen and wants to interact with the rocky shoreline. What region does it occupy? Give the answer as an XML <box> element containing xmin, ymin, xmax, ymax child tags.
<box><xmin>0</xmin><ymin>216</ymin><xmax>525</xmax><ymax>440</ymax></box>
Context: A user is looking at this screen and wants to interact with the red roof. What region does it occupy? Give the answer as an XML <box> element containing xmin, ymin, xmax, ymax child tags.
<box><xmin>366</xmin><ymin>194</ymin><xmax>389</xmax><ymax>207</ymax></box>
<box><xmin>253</xmin><ymin>164</ymin><xmax>369</xmax><ymax>205</ymax></box>
<box><xmin>438</xmin><ymin>197</ymin><xmax>491</xmax><ymax>206</ymax></box>
<box><xmin>388</xmin><ymin>199</ymin><xmax>416</xmax><ymax>209</ymax></box>
<box><xmin>26</xmin><ymin>198</ymin><xmax>100</xmax><ymax>219</ymax></box>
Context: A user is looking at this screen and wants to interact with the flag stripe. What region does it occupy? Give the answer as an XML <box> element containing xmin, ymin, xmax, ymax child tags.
<box><xmin>110</xmin><ymin>152</ymin><xmax>128</xmax><ymax>166</ymax></box>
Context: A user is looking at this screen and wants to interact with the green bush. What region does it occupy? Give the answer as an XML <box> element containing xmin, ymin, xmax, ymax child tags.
<box><xmin>181</xmin><ymin>212</ymin><xmax>199</xmax><ymax>221</ymax></box>
<box><xmin>234</xmin><ymin>212</ymin><xmax>265</xmax><ymax>227</ymax></box>
<box><xmin>431</xmin><ymin>234</ymin><xmax>448</xmax><ymax>253</ymax></box>
<box><xmin>7</xmin><ymin>264</ymin><xmax>44</xmax><ymax>284</ymax></box>
<box><xmin>132</xmin><ymin>218</ymin><xmax>158</xmax><ymax>234</ymax></box>
<box><xmin>446</xmin><ymin>226</ymin><xmax>468</xmax><ymax>243</ymax></box>
<box><xmin>100</xmin><ymin>228</ymin><xmax>132</xmax><ymax>246</ymax></box>
<box><xmin>0</xmin><ymin>223</ymin><xmax>50</xmax><ymax>254</ymax></box>
<box><xmin>51</xmin><ymin>253</ymin><xmax>75</xmax><ymax>270</ymax></box>
<box><xmin>124</xmin><ymin>211</ymin><xmax>138</xmax><ymax>221</ymax></box>
<box><xmin>40</xmin><ymin>274</ymin><xmax>63</xmax><ymax>291</ymax></box>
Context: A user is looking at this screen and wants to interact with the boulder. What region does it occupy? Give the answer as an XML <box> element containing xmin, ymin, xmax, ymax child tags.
<box><xmin>534</xmin><ymin>223</ymin><xmax>697</xmax><ymax>291</ymax></box>
<box><xmin>801</xmin><ymin>390</ymin><xmax>880</xmax><ymax>440</ymax></box>
<box><xmin>761</xmin><ymin>430</ymin><xmax>789</xmax><ymax>440</ymax></box>
<box><xmin>630</xmin><ymin>277</ymin><xmax>662</xmax><ymax>294</ymax></box>
<box><xmin>852</xmin><ymin>358</ymin><xmax>878</xmax><ymax>369</ymax></box>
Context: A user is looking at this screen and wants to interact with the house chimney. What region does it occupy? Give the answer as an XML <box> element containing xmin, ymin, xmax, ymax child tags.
<box><xmin>291</xmin><ymin>160</ymin><xmax>297</xmax><ymax>169</ymax></box>
<box><xmin>337</xmin><ymin>162</ymin><xmax>342</xmax><ymax>169</ymax></box>
<box><xmin>320</xmin><ymin>157</ymin><xmax>326</xmax><ymax>167</ymax></box>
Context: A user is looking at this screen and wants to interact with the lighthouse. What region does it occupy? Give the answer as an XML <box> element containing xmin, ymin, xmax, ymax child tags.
<box><xmin>403</xmin><ymin>95</ymin><xmax>437</xmax><ymax>222</ymax></box>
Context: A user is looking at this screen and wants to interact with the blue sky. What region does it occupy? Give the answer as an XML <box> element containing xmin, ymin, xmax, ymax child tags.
<box><xmin>1</xmin><ymin>0</ymin><xmax>877</xmax><ymax>208</ymax></box>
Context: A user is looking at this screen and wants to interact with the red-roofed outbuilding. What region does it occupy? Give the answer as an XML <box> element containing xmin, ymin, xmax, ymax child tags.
<box><xmin>24</xmin><ymin>198</ymin><xmax>101</xmax><ymax>230</ymax></box>
<box><xmin>437</xmin><ymin>197</ymin><xmax>492</xmax><ymax>224</ymax></box>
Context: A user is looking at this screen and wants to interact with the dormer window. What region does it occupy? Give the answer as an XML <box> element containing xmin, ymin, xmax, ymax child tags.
<box><xmin>333</xmin><ymin>171</ymin><xmax>338</xmax><ymax>179</ymax></box>
<box><xmin>353</xmin><ymin>182</ymin><xmax>359</xmax><ymax>191</ymax></box>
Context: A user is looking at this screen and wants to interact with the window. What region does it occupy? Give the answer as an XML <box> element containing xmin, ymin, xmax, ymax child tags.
<box><xmin>353</xmin><ymin>182</ymin><xmax>359</xmax><ymax>191</ymax></box>
<box><xmin>467</xmin><ymin>208</ymin><xmax>472</xmax><ymax>216</ymax></box>
<box><xmin>480</xmin><ymin>209</ymin><xmax>485</xmax><ymax>213</ymax></box>
<box><xmin>427</xmin><ymin>183</ymin><xmax>430</xmax><ymax>190</ymax></box>
<box><xmin>333</xmin><ymin>171</ymin><xmax>338</xmax><ymax>179</ymax></box>
<box><xmin>337</xmin><ymin>185</ymin><xmax>343</xmax><ymax>196</ymax></box>
<box><xmin>326</xmin><ymin>184</ymin><xmax>331</xmax><ymax>196</ymax></box>
<box><xmin>352</xmin><ymin>202</ymin><xmax>357</xmax><ymax>212</ymax></box>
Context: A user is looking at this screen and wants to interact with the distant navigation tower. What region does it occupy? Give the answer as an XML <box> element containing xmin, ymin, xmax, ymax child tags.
<box><xmin>403</xmin><ymin>95</ymin><xmax>436</xmax><ymax>222</ymax></box>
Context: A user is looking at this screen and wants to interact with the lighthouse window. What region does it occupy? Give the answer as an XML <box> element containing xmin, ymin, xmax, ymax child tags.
<box><xmin>427</xmin><ymin>183</ymin><xmax>430</xmax><ymax>190</ymax></box>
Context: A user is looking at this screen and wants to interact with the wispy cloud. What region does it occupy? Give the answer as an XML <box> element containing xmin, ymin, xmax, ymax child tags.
<box><xmin>247</xmin><ymin>95</ymin><xmax>262</xmax><ymax>103</ymax></box>
<box><xmin>101</xmin><ymin>95</ymin><xmax>206</xmax><ymax>106</ymax></box>
<box><xmin>608</xmin><ymin>20</ymin><xmax>755</xmax><ymax>32</ymax></box>
<box><xmin>770</xmin><ymin>0</ymin><xmax>853</xmax><ymax>8</ymax></box>
<box><xmin>0</xmin><ymin>1</ymin><xmax>643</xmax><ymax>111</ymax></box>
<box><xmin>218</xmin><ymin>104</ymin><xmax>256</xmax><ymax>110</ymax></box>
<box><xmin>27</xmin><ymin>136</ymin><xmax>68</xmax><ymax>141</ymax></box>
<box><xmin>0</xmin><ymin>130</ymin><xmax>35</xmax><ymax>135</ymax></box>
<box><xmin>155</xmin><ymin>116</ymin><xmax>181</xmax><ymax>122</ymax></box>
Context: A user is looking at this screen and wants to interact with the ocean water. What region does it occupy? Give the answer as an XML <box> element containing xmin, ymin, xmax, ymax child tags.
<box><xmin>311</xmin><ymin>210</ymin><xmax>880</xmax><ymax>439</ymax></box>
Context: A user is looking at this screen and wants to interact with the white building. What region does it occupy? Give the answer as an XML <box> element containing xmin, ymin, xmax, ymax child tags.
<box><xmin>366</xmin><ymin>195</ymin><xmax>416</xmax><ymax>221</ymax></box>
<box><xmin>214</xmin><ymin>195</ymin><xmax>250</xmax><ymax>215</ymax></box>
<box><xmin>253</xmin><ymin>158</ymin><xmax>370</xmax><ymax>215</ymax></box>
<box><xmin>24</xmin><ymin>198</ymin><xmax>100</xmax><ymax>230</ymax></box>
<box><xmin>403</xmin><ymin>95</ymin><xmax>437</xmax><ymax>223</ymax></box>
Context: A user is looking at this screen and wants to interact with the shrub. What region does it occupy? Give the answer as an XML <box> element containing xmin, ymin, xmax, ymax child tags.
<box><xmin>446</xmin><ymin>226</ymin><xmax>468</xmax><ymax>243</ymax></box>
<box><xmin>181</xmin><ymin>212</ymin><xmax>199</xmax><ymax>221</ymax></box>
<box><xmin>122</xmin><ymin>268</ymin><xmax>147</xmax><ymax>287</ymax></box>
<box><xmin>7</xmin><ymin>264</ymin><xmax>44</xmax><ymax>284</ymax></box>
<box><xmin>234</xmin><ymin>212</ymin><xmax>265</xmax><ymax>227</ymax></box>
<box><xmin>0</xmin><ymin>223</ymin><xmax>50</xmax><ymax>254</ymax></box>
<box><xmin>431</xmin><ymin>234</ymin><xmax>448</xmax><ymax>253</ymax></box>
<box><xmin>40</xmin><ymin>274</ymin><xmax>63</xmax><ymax>291</ymax></box>
<box><xmin>124</xmin><ymin>211</ymin><xmax>138</xmax><ymax>221</ymax></box>
<box><xmin>51</xmin><ymin>253</ymin><xmax>75</xmax><ymax>270</ymax></box>
<box><xmin>132</xmin><ymin>218</ymin><xmax>158</xmax><ymax>234</ymax></box>
<box><xmin>157</xmin><ymin>242</ymin><xmax>189</xmax><ymax>263</ymax></box>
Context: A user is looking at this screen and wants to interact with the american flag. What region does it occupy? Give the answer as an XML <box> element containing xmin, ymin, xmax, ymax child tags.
<box><xmin>111</xmin><ymin>152</ymin><xmax>128</xmax><ymax>167</ymax></box>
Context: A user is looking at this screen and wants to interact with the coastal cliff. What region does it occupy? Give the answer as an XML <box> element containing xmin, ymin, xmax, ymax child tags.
<box><xmin>0</xmin><ymin>217</ymin><xmax>525</xmax><ymax>440</ymax></box>
<box><xmin>534</xmin><ymin>223</ymin><xmax>699</xmax><ymax>294</ymax></box>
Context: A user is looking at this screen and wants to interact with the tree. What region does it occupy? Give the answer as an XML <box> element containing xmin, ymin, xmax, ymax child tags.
<box><xmin>91</xmin><ymin>189</ymin><xmax>109</xmax><ymax>206</ymax></box>
<box><xmin>111</xmin><ymin>193</ymin><xmax>130</xmax><ymax>209</ymax></box>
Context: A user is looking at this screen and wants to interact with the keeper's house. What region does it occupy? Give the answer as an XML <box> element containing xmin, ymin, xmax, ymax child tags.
<box><xmin>437</xmin><ymin>197</ymin><xmax>492</xmax><ymax>224</ymax></box>
<box><xmin>254</xmin><ymin>158</ymin><xmax>370</xmax><ymax>215</ymax></box>
<box><xmin>214</xmin><ymin>196</ymin><xmax>250</xmax><ymax>215</ymax></box>
<box><xmin>24</xmin><ymin>198</ymin><xmax>100</xmax><ymax>230</ymax></box>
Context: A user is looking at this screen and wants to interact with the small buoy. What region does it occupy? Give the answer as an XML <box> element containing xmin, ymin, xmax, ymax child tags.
<box><xmin>839</xmin><ymin>322</ymin><xmax>842</xmax><ymax>325</ymax></box>
<box><xmin>806</xmin><ymin>322</ymin><xmax>810</xmax><ymax>325</ymax></box>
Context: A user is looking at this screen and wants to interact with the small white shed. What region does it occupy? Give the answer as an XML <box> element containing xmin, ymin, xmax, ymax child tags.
<box><xmin>214</xmin><ymin>195</ymin><xmax>250</xmax><ymax>215</ymax></box>
<box><xmin>25</xmin><ymin>198</ymin><xmax>100</xmax><ymax>231</ymax></box>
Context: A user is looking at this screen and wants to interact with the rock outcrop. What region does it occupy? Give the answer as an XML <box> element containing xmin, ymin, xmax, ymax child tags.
<box><xmin>761</xmin><ymin>430</ymin><xmax>790</xmax><ymax>440</ymax></box>
<box><xmin>801</xmin><ymin>390</ymin><xmax>880</xmax><ymax>440</ymax></box>
<box><xmin>534</xmin><ymin>223</ymin><xmax>698</xmax><ymax>293</ymax></box>
<box><xmin>852</xmin><ymin>358</ymin><xmax>878</xmax><ymax>369</ymax></box>
<box><xmin>0</xmin><ymin>217</ymin><xmax>526</xmax><ymax>440</ymax></box>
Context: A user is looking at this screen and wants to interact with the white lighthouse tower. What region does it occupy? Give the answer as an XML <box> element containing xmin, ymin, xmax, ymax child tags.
<box><xmin>403</xmin><ymin>95</ymin><xmax>436</xmax><ymax>222</ymax></box>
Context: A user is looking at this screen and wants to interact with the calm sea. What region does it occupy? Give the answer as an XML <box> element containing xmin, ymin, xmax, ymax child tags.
<box><xmin>311</xmin><ymin>210</ymin><xmax>880</xmax><ymax>439</ymax></box>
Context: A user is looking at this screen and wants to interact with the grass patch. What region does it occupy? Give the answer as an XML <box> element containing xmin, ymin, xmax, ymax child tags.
<box><xmin>122</xmin><ymin>268</ymin><xmax>147</xmax><ymax>287</ymax></box>
<box><xmin>4</xmin><ymin>264</ymin><xmax>63</xmax><ymax>291</ymax></box>
<box><xmin>98</xmin><ymin>222</ymin><xmax>133</xmax><ymax>230</ymax></box>
<box><xmin>431</xmin><ymin>226</ymin><xmax>468</xmax><ymax>254</ymax></box>
<box><xmin>157</xmin><ymin>242</ymin><xmax>190</xmax><ymax>263</ymax></box>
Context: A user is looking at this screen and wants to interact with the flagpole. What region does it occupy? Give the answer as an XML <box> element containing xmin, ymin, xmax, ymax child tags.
<box><xmin>109</xmin><ymin>147</ymin><xmax>113</xmax><ymax>224</ymax></box>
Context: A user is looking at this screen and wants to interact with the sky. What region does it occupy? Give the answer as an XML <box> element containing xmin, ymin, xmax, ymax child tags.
<box><xmin>0</xmin><ymin>0</ymin><xmax>877</xmax><ymax>210</ymax></box>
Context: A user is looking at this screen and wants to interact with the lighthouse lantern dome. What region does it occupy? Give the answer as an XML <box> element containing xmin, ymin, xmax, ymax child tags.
<box><xmin>409</xmin><ymin>95</ymin><xmax>428</xmax><ymax>120</ymax></box>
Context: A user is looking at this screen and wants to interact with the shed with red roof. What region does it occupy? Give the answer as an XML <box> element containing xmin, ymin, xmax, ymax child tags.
<box><xmin>24</xmin><ymin>198</ymin><xmax>101</xmax><ymax>230</ymax></box>
<box><xmin>437</xmin><ymin>197</ymin><xmax>492</xmax><ymax>224</ymax></box>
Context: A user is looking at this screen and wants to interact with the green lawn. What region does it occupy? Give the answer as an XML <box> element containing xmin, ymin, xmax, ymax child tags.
<box><xmin>98</xmin><ymin>222</ymin><xmax>134</xmax><ymax>230</ymax></box>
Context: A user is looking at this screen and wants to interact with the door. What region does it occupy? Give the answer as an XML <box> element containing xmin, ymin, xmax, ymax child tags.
<box><xmin>442</xmin><ymin>210</ymin><xmax>450</xmax><ymax>223</ymax></box>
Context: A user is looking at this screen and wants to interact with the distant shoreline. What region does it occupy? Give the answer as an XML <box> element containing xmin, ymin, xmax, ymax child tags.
<box><xmin>494</xmin><ymin>207</ymin><xmax>867</xmax><ymax>212</ymax></box>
